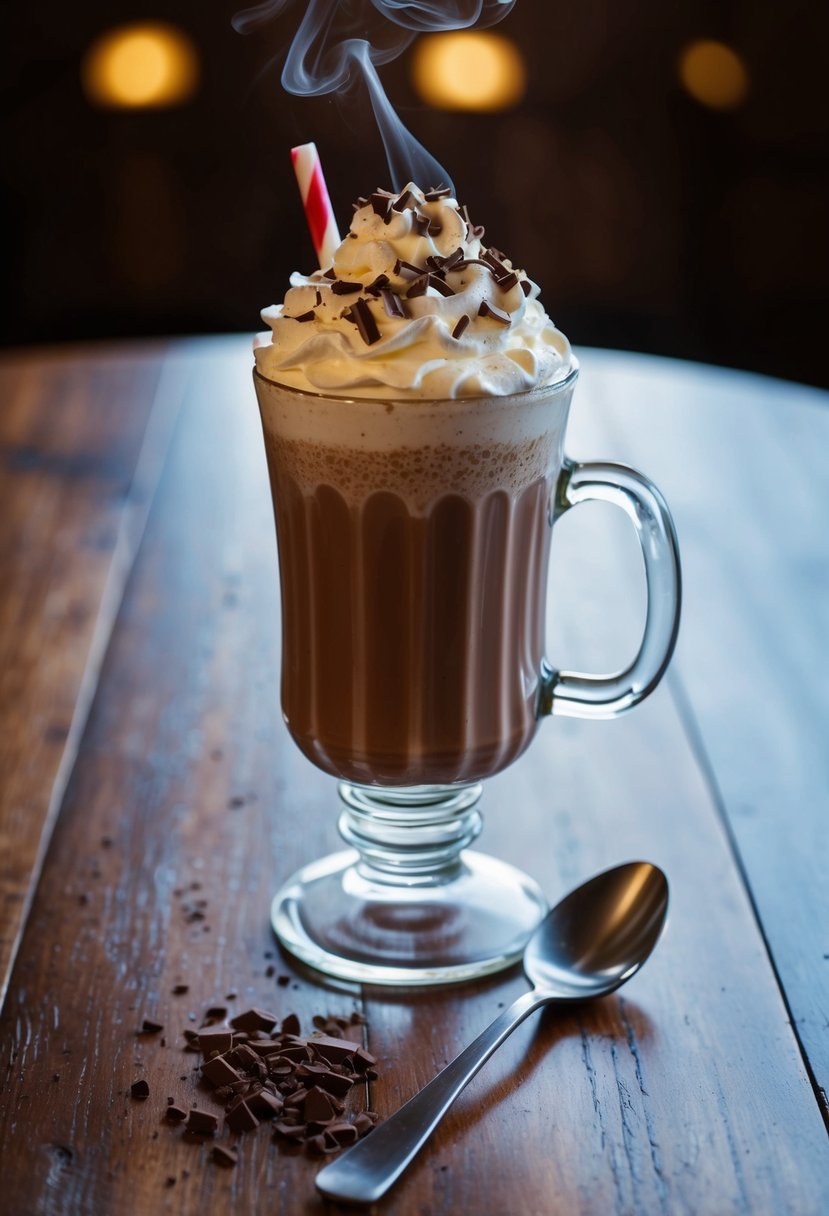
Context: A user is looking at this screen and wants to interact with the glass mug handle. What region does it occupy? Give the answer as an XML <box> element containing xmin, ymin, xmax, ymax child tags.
<box><xmin>538</xmin><ymin>458</ymin><xmax>682</xmax><ymax>719</ymax></box>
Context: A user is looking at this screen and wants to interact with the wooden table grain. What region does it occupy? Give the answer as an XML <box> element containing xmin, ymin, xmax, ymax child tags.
<box><xmin>1</xmin><ymin>337</ymin><xmax>827</xmax><ymax>1215</ymax></box>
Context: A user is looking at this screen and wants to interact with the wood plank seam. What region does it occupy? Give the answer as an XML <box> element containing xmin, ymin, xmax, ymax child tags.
<box><xmin>667</xmin><ymin>666</ymin><xmax>829</xmax><ymax>1130</ymax></box>
<box><xmin>0</xmin><ymin>352</ymin><xmax>190</xmax><ymax>1014</ymax></box>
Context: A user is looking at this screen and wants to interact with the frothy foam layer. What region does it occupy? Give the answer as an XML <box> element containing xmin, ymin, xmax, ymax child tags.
<box><xmin>255</xmin><ymin>374</ymin><xmax>576</xmax><ymax>511</ymax></box>
<box><xmin>255</xmin><ymin>184</ymin><xmax>572</xmax><ymax>399</ymax></box>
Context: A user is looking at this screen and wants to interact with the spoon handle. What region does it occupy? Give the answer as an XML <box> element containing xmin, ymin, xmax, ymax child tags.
<box><xmin>315</xmin><ymin>989</ymin><xmax>545</xmax><ymax>1205</ymax></box>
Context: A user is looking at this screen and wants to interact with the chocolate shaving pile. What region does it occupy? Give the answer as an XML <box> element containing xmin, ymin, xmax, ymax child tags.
<box><xmin>154</xmin><ymin>1003</ymin><xmax>380</xmax><ymax>1170</ymax></box>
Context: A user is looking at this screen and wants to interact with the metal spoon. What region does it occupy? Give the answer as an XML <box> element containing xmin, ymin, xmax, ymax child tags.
<box><xmin>315</xmin><ymin>861</ymin><xmax>669</xmax><ymax>1206</ymax></box>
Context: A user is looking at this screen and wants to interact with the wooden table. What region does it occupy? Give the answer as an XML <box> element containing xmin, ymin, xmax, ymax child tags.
<box><xmin>1</xmin><ymin>338</ymin><xmax>827</xmax><ymax>1214</ymax></box>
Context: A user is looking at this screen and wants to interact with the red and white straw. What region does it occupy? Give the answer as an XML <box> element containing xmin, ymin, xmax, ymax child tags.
<box><xmin>291</xmin><ymin>142</ymin><xmax>341</xmax><ymax>270</ymax></box>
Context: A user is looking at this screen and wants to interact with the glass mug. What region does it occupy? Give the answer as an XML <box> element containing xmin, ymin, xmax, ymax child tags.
<box><xmin>254</xmin><ymin>359</ymin><xmax>680</xmax><ymax>984</ymax></box>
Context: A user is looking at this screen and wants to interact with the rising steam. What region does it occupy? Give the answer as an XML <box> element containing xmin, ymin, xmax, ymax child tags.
<box><xmin>233</xmin><ymin>1</ymin><xmax>516</xmax><ymax>190</ymax></box>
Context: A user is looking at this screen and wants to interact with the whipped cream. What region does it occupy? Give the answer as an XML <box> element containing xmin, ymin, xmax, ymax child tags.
<box><xmin>255</xmin><ymin>183</ymin><xmax>572</xmax><ymax>399</ymax></box>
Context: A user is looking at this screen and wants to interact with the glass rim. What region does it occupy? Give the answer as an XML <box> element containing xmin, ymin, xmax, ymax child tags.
<box><xmin>252</xmin><ymin>356</ymin><xmax>580</xmax><ymax>406</ymax></box>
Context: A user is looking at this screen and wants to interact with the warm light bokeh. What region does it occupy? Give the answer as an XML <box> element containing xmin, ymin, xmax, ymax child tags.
<box><xmin>82</xmin><ymin>23</ymin><xmax>199</xmax><ymax>109</ymax></box>
<box><xmin>678</xmin><ymin>39</ymin><xmax>749</xmax><ymax>111</ymax></box>
<box><xmin>411</xmin><ymin>31</ymin><xmax>526</xmax><ymax>112</ymax></box>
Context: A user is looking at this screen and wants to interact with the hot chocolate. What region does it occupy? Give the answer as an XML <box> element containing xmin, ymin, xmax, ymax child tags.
<box><xmin>254</xmin><ymin>180</ymin><xmax>680</xmax><ymax>985</ymax></box>
<box><xmin>254</xmin><ymin>182</ymin><xmax>575</xmax><ymax>785</ymax></box>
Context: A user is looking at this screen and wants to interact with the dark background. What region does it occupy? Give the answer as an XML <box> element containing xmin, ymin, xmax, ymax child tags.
<box><xmin>2</xmin><ymin>2</ymin><xmax>827</xmax><ymax>386</ymax></box>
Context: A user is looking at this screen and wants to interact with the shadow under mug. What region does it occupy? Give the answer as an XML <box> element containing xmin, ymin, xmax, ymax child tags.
<box><xmin>255</xmin><ymin>360</ymin><xmax>681</xmax><ymax>985</ymax></box>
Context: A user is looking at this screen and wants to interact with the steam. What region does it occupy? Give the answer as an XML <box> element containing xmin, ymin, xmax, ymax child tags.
<box><xmin>234</xmin><ymin>1</ymin><xmax>517</xmax><ymax>190</ymax></box>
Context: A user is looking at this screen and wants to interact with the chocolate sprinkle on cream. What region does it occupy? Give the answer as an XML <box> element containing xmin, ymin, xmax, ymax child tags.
<box><xmin>496</xmin><ymin>271</ymin><xmax>519</xmax><ymax>292</ymax></box>
<box><xmin>346</xmin><ymin>297</ymin><xmax>381</xmax><ymax>345</ymax></box>
<box><xmin>393</xmin><ymin>259</ymin><xmax>424</xmax><ymax>279</ymax></box>
<box><xmin>410</xmin><ymin>212</ymin><xmax>431</xmax><ymax>237</ymax></box>
<box><xmin>331</xmin><ymin>280</ymin><xmax>362</xmax><ymax>295</ymax></box>
<box><xmin>405</xmin><ymin>275</ymin><xmax>429</xmax><ymax>299</ymax></box>
<box><xmin>365</xmin><ymin>273</ymin><xmax>390</xmax><ymax>295</ymax></box>
<box><xmin>452</xmin><ymin>314</ymin><xmax>470</xmax><ymax>339</ymax></box>
<box><xmin>380</xmin><ymin>289</ymin><xmax>407</xmax><ymax>319</ymax></box>
<box><xmin>424</xmin><ymin>186</ymin><xmax>452</xmax><ymax>201</ymax></box>
<box><xmin>392</xmin><ymin>188</ymin><xmax>416</xmax><ymax>212</ymax></box>
<box><xmin>478</xmin><ymin>300</ymin><xmax>511</xmax><ymax>326</ymax></box>
<box><xmin>428</xmin><ymin>274</ymin><xmax>455</xmax><ymax>297</ymax></box>
<box><xmin>520</xmin><ymin>279</ymin><xmax>532</xmax><ymax>297</ymax></box>
<box><xmin>293</xmin><ymin>310</ymin><xmax>316</xmax><ymax>322</ymax></box>
<box><xmin>482</xmin><ymin>248</ymin><xmax>510</xmax><ymax>276</ymax></box>
<box><xmin>369</xmin><ymin>193</ymin><xmax>392</xmax><ymax>219</ymax></box>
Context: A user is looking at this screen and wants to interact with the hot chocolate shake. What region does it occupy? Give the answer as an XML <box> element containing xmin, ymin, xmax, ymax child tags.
<box><xmin>254</xmin><ymin>183</ymin><xmax>575</xmax><ymax>785</ymax></box>
<box><xmin>254</xmin><ymin>180</ymin><xmax>680</xmax><ymax>984</ymax></box>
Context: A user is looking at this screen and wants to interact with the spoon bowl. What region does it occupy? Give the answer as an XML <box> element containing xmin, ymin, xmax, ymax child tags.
<box><xmin>525</xmin><ymin>861</ymin><xmax>669</xmax><ymax>997</ymax></box>
<box><xmin>316</xmin><ymin>861</ymin><xmax>669</xmax><ymax>1205</ymax></box>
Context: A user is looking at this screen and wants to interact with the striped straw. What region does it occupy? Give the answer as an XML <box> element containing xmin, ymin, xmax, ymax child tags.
<box><xmin>291</xmin><ymin>142</ymin><xmax>341</xmax><ymax>270</ymax></box>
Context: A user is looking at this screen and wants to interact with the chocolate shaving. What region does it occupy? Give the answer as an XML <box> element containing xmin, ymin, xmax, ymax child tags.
<box><xmin>496</xmin><ymin>271</ymin><xmax>519</xmax><ymax>292</ymax></box>
<box><xmin>314</xmin><ymin>289</ymin><xmax>322</xmax><ymax>306</ymax></box>
<box><xmin>226</xmin><ymin>1099</ymin><xmax>260</xmax><ymax>1133</ymax></box>
<box><xmin>452</xmin><ymin>315</ymin><xmax>470</xmax><ymax>340</ymax></box>
<box><xmin>365</xmin><ymin>273</ymin><xmax>390</xmax><ymax>295</ymax></box>
<box><xmin>212</xmin><ymin>1145</ymin><xmax>238</xmax><ymax>1168</ymax></box>
<box><xmin>478</xmin><ymin>300</ymin><xmax>511</xmax><ymax>325</ymax></box>
<box><xmin>482</xmin><ymin>248</ymin><xmax>510</xmax><ymax>275</ymax></box>
<box><xmin>424</xmin><ymin>186</ymin><xmax>451</xmax><ymax>201</ymax></box>
<box><xmin>442</xmin><ymin>247</ymin><xmax>465</xmax><ymax>271</ymax></box>
<box><xmin>410</xmin><ymin>212</ymin><xmax>431</xmax><ymax>237</ymax></box>
<box><xmin>327</xmin><ymin>1122</ymin><xmax>359</xmax><ymax>1147</ymax></box>
<box><xmin>428</xmin><ymin>274</ymin><xmax>455</xmax><ymax>297</ymax></box>
<box><xmin>331</xmin><ymin>280</ymin><xmax>362</xmax><ymax>295</ymax></box>
<box><xmin>130</xmin><ymin>1079</ymin><xmax>150</xmax><ymax>1100</ymax></box>
<box><xmin>369</xmin><ymin>193</ymin><xmax>392</xmax><ymax>219</ymax></box>
<box><xmin>393</xmin><ymin>259</ymin><xmax>425</xmax><ymax>279</ymax></box>
<box><xmin>346</xmin><ymin>297</ymin><xmax>381</xmax><ymax>345</ymax></box>
<box><xmin>230</xmin><ymin>1008</ymin><xmax>278</xmax><ymax>1034</ymax></box>
<box><xmin>405</xmin><ymin>275</ymin><xmax>429</xmax><ymax>299</ymax></box>
<box><xmin>140</xmin><ymin>1018</ymin><xmax>163</xmax><ymax>1035</ymax></box>
<box><xmin>201</xmin><ymin>1055</ymin><xmax>242</xmax><ymax>1087</ymax></box>
<box><xmin>198</xmin><ymin>1026</ymin><xmax>233</xmax><ymax>1055</ymax></box>
<box><xmin>427</xmin><ymin>220</ymin><xmax>442</xmax><ymax>236</ymax></box>
<box><xmin>380</xmin><ymin>289</ymin><xmax>407</xmax><ymax>319</ymax></box>
<box><xmin>520</xmin><ymin>279</ymin><xmax>532</xmax><ymax>297</ymax></box>
<box><xmin>309</xmin><ymin>1034</ymin><xmax>362</xmax><ymax>1065</ymax></box>
<box><xmin>460</xmin><ymin>205</ymin><xmax>484</xmax><ymax>240</ymax></box>
<box><xmin>392</xmin><ymin>188</ymin><xmax>416</xmax><ymax>212</ymax></box>
<box><xmin>186</xmin><ymin>1108</ymin><xmax>219</xmax><ymax>1136</ymax></box>
<box><xmin>293</xmin><ymin>310</ymin><xmax>316</xmax><ymax>322</ymax></box>
<box><xmin>323</xmin><ymin>268</ymin><xmax>336</xmax><ymax>279</ymax></box>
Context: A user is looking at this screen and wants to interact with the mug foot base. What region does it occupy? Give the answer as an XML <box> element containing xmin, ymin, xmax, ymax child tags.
<box><xmin>271</xmin><ymin>849</ymin><xmax>547</xmax><ymax>986</ymax></box>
